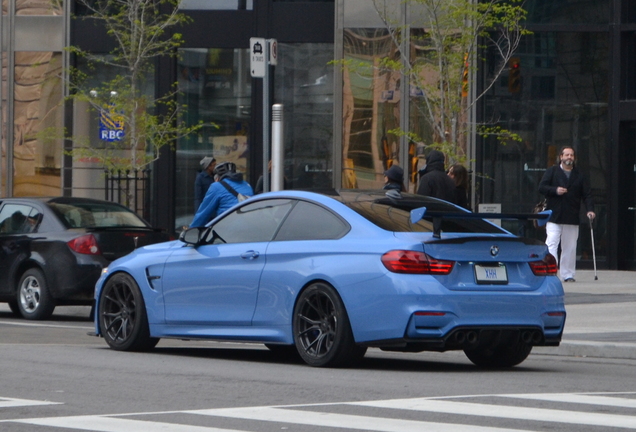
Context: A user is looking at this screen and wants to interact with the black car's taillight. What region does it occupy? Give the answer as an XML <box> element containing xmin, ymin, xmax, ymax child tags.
<box><xmin>67</xmin><ymin>234</ymin><xmax>101</xmax><ymax>255</ymax></box>
<box><xmin>381</xmin><ymin>250</ymin><xmax>454</xmax><ymax>275</ymax></box>
<box><xmin>529</xmin><ymin>254</ymin><xmax>558</xmax><ymax>276</ymax></box>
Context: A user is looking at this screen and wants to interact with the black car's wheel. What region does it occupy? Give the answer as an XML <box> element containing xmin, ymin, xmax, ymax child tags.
<box><xmin>293</xmin><ymin>282</ymin><xmax>366</xmax><ymax>367</ymax></box>
<box><xmin>464</xmin><ymin>338</ymin><xmax>532</xmax><ymax>368</ymax></box>
<box><xmin>98</xmin><ymin>273</ymin><xmax>158</xmax><ymax>351</ymax></box>
<box><xmin>7</xmin><ymin>300</ymin><xmax>20</xmax><ymax>316</ymax></box>
<box><xmin>17</xmin><ymin>268</ymin><xmax>55</xmax><ymax>320</ymax></box>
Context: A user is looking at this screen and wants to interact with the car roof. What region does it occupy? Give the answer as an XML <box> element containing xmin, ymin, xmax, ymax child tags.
<box><xmin>252</xmin><ymin>189</ymin><xmax>462</xmax><ymax>211</ymax></box>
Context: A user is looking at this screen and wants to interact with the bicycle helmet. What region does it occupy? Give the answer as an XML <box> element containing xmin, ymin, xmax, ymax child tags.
<box><xmin>214</xmin><ymin>161</ymin><xmax>237</xmax><ymax>180</ymax></box>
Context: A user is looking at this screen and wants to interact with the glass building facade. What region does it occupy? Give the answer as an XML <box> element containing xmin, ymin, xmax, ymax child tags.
<box><xmin>1</xmin><ymin>0</ymin><xmax>635</xmax><ymax>269</ymax></box>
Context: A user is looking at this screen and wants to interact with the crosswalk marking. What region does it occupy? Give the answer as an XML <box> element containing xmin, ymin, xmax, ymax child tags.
<box><xmin>351</xmin><ymin>398</ymin><xmax>636</xmax><ymax>429</ymax></box>
<box><xmin>12</xmin><ymin>416</ymin><xmax>244</xmax><ymax>432</ymax></box>
<box><xmin>4</xmin><ymin>392</ymin><xmax>636</xmax><ymax>431</ymax></box>
<box><xmin>0</xmin><ymin>397</ymin><xmax>62</xmax><ymax>408</ymax></box>
<box><xmin>501</xmin><ymin>392</ymin><xmax>636</xmax><ymax>409</ymax></box>
<box><xmin>188</xmin><ymin>406</ymin><xmax>529</xmax><ymax>432</ymax></box>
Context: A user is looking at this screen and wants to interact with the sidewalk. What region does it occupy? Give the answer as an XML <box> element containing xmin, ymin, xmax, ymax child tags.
<box><xmin>533</xmin><ymin>270</ymin><xmax>636</xmax><ymax>360</ymax></box>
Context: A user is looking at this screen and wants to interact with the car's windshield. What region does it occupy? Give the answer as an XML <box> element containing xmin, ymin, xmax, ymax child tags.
<box><xmin>49</xmin><ymin>201</ymin><xmax>148</xmax><ymax>228</ymax></box>
<box><xmin>338</xmin><ymin>191</ymin><xmax>506</xmax><ymax>234</ymax></box>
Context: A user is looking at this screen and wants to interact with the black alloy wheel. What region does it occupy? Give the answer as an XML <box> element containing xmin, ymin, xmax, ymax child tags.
<box><xmin>293</xmin><ymin>282</ymin><xmax>366</xmax><ymax>367</ymax></box>
<box><xmin>99</xmin><ymin>273</ymin><xmax>158</xmax><ymax>351</ymax></box>
<box><xmin>17</xmin><ymin>268</ymin><xmax>55</xmax><ymax>320</ymax></box>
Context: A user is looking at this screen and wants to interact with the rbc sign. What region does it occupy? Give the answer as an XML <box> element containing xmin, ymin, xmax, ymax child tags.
<box><xmin>99</xmin><ymin>107</ymin><xmax>125</xmax><ymax>142</ymax></box>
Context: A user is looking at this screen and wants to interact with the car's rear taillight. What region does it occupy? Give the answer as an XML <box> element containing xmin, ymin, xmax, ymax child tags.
<box><xmin>529</xmin><ymin>253</ymin><xmax>558</xmax><ymax>276</ymax></box>
<box><xmin>381</xmin><ymin>250</ymin><xmax>454</xmax><ymax>275</ymax></box>
<box><xmin>67</xmin><ymin>234</ymin><xmax>101</xmax><ymax>255</ymax></box>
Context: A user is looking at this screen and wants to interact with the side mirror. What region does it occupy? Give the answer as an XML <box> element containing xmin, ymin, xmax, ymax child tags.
<box><xmin>179</xmin><ymin>227</ymin><xmax>204</xmax><ymax>245</ymax></box>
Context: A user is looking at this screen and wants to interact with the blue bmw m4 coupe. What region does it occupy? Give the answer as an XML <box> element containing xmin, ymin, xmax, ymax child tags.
<box><xmin>93</xmin><ymin>189</ymin><xmax>564</xmax><ymax>368</ymax></box>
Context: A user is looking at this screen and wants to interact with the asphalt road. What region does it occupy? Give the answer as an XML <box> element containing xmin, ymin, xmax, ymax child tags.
<box><xmin>1</xmin><ymin>304</ymin><xmax>636</xmax><ymax>432</ymax></box>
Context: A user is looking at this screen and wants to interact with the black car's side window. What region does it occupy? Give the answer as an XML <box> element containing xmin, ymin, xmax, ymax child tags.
<box><xmin>275</xmin><ymin>200</ymin><xmax>350</xmax><ymax>241</ymax></box>
<box><xmin>0</xmin><ymin>204</ymin><xmax>36</xmax><ymax>234</ymax></box>
<box><xmin>204</xmin><ymin>199</ymin><xmax>294</xmax><ymax>245</ymax></box>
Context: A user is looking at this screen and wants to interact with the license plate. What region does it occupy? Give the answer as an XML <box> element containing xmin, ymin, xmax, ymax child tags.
<box><xmin>474</xmin><ymin>263</ymin><xmax>508</xmax><ymax>284</ymax></box>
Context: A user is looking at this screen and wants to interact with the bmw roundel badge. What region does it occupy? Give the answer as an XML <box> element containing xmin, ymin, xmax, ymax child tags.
<box><xmin>490</xmin><ymin>245</ymin><xmax>499</xmax><ymax>257</ymax></box>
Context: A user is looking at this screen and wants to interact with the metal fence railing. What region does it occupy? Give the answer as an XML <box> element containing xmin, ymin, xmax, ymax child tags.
<box><xmin>105</xmin><ymin>169</ymin><xmax>151</xmax><ymax>220</ymax></box>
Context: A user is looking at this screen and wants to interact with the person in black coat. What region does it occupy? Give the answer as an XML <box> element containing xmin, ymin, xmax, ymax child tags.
<box><xmin>539</xmin><ymin>146</ymin><xmax>595</xmax><ymax>282</ymax></box>
<box><xmin>416</xmin><ymin>150</ymin><xmax>456</xmax><ymax>203</ymax></box>
<box><xmin>383</xmin><ymin>164</ymin><xmax>405</xmax><ymax>191</ymax></box>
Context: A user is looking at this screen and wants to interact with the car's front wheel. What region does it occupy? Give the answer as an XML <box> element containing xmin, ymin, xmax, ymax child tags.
<box><xmin>98</xmin><ymin>273</ymin><xmax>158</xmax><ymax>351</ymax></box>
<box><xmin>464</xmin><ymin>338</ymin><xmax>532</xmax><ymax>368</ymax></box>
<box><xmin>17</xmin><ymin>268</ymin><xmax>55</xmax><ymax>320</ymax></box>
<box><xmin>293</xmin><ymin>282</ymin><xmax>366</xmax><ymax>367</ymax></box>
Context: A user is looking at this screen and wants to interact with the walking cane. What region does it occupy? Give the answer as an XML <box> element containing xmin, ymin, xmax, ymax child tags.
<box><xmin>589</xmin><ymin>215</ymin><xmax>598</xmax><ymax>280</ymax></box>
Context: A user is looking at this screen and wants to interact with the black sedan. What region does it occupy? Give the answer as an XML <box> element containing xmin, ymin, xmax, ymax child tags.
<box><xmin>0</xmin><ymin>197</ymin><xmax>172</xmax><ymax>320</ymax></box>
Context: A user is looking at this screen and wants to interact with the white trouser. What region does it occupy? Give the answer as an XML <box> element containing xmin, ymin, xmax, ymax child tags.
<box><xmin>545</xmin><ymin>222</ymin><xmax>579</xmax><ymax>280</ymax></box>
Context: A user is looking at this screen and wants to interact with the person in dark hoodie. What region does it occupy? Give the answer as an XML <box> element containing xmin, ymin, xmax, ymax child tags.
<box><xmin>416</xmin><ymin>149</ymin><xmax>456</xmax><ymax>202</ymax></box>
<box><xmin>190</xmin><ymin>161</ymin><xmax>254</xmax><ymax>227</ymax></box>
<box><xmin>383</xmin><ymin>164</ymin><xmax>406</xmax><ymax>191</ymax></box>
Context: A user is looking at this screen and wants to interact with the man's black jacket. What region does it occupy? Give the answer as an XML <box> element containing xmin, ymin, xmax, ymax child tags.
<box><xmin>539</xmin><ymin>164</ymin><xmax>594</xmax><ymax>225</ymax></box>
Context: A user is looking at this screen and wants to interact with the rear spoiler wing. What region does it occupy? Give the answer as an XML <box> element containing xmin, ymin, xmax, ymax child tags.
<box><xmin>410</xmin><ymin>207</ymin><xmax>552</xmax><ymax>239</ymax></box>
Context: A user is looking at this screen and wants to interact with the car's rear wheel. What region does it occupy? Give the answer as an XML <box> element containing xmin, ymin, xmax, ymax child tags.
<box><xmin>17</xmin><ymin>268</ymin><xmax>55</xmax><ymax>320</ymax></box>
<box><xmin>293</xmin><ymin>282</ymin><xmax>366</xmax><ymax>367</ymax></box>
<box><xmin>464</xmin><ymin>338</ymin><xmax>532</xmax><ymax>368</ymax></box>
<box><xmin>99</xmin><ymin>273</ymin><xmax>158</xmax><ymax>351</ymax></box>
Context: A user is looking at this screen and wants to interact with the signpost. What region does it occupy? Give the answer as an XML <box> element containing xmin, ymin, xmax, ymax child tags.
<box><xmin>250</xmin><ymin>37</ymin><xmax>277</xmax><ymax>192</ymax></box>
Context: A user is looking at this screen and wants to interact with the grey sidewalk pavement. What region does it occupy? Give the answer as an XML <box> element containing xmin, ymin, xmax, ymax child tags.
<box><xmin>533</xmin><ymin>270</ymin><xmax>636</xmax><ymax>360</ymax></box>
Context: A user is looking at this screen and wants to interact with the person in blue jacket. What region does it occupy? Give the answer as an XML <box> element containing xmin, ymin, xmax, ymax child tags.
<box><xmin>190</xmin><ymin>161</ymin><xmax>254</xmax><ymax>227</ymax></box>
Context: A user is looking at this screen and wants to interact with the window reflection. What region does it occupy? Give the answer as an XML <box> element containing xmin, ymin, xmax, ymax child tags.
<box><xmin>176</xmin><ymin>48</ymin><xmax>251</xmax><ymax>231</ymax></box>
<box><xmin>178</xmin><ymin>0</ymin><xmax>252</xmax><ymax>10</ymax></box>
<box><xmin>342</xmin><ymin>28</ymin><xmax>400</xmax><ymax>190</ymax></box>
<box><xmin>273</xmin><ymin>43</ymin><xmax>334</xmax><ymax>191</ymax></box>
<box><xmin>480</xmin><ymin>32</ymin><xmax>609</xmax><ymax>261</ymax></box>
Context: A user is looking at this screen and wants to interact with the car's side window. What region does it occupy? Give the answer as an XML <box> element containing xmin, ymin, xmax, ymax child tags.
<box><xmin>0</xmin><ymin>204</ymin><xmax>36</xmax><ymax>234</ymax></box>
<box><xmin>275</xmin><ymin>200</ymin><xmax>350</xmax><ymax>241</ymax></box>
<box><xmin>204</xmin><ymin>199</ymin><xmax>294</xmax><ymax>245</ymax></box>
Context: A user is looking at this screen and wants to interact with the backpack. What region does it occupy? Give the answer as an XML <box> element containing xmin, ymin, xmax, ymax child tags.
<box><xmin>220</xmin><ymin>180</ymin><xmax>250</xmax><ymax>202</ymax></box>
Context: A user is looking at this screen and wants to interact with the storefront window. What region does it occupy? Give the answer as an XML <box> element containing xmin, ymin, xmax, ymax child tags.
<box><xmin>479</xmin><ymin>32</ymin><xmax>609</xmax><ymax>262</ymax></box>
<box><xmin>342</xmin><ymin>28</ymin><xmax>401</xmax><ymax>189</ymax></box>
<box><xmin>524</xmin><ymin>0</ymin><xmax>610</xmax><ymax>24</ymax></box>
<box><xmin>1</xmin><ymin>0</ymin><xmax>65</xmax><ymax>197</ymax></box>
<box><xmin>274</xmin><ymin>43</ymin><xmax>334</xmax><ymax>190</ymax></box>
<box><xmin>176</xmin><ymin>48</ymin><xmax>251</xmax><ymax>230</ymax></box>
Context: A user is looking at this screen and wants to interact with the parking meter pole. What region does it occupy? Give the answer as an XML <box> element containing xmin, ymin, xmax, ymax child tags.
<box><xmin>271</xmin><ymin>104</ymin><xmax>284</xmax><ymax>191</ymax></box>
<box><xmin>262</xmin><ymin>40</ymin><xmax>270</xmax><ymax>193</ymax></box>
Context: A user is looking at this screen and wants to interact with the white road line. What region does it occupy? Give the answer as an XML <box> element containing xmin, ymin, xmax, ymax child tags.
<box><xmin>351</xmin><ymin>398</ymin><xmax>636</xmax><ymax>429</ymax></box>
<box><xmin>500</xmin><ymin>393</ymin><xmax>636</xmax><ymax>409</ymax></box>
<box><xmin>0</xmin><ymin>397</ymin><xmax>62</xmax><ymax>408</ymax></box>
<box><xmin>188</xmin><ymin>406</ymin><xmax>530</xmax><ymax>432</ymax></box>
<box><xmin>11</xmin><ymin>416</ymin><xmax>245</xmax><ymax>432</ymax></box>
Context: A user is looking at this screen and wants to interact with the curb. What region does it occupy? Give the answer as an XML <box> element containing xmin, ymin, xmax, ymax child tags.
<box><xmin>533</xmin><ymin>340</ymin><xmax>636</xmax><ymax>360</ymax></box>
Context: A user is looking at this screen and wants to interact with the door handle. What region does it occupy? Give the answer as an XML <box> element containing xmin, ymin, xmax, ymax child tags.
<box><xmin>240</xmin><ymin>250</ymin><xmax>260</xmax><ymax>260</ymax></box>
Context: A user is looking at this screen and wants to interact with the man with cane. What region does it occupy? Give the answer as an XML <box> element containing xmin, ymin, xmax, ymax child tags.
<box><xmin>539</xmin><ymin>146</ymin><xmax>595</xmax><ymax>283</ymax></box>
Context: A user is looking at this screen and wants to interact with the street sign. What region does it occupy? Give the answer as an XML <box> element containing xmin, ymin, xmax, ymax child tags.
<box><xmin>269</xmin><ymin>39</ymin><xmax>277</xmax><ymax>66</ymax></box>
<box><xmin>250</xmin><ymin>37</ymin><xmax>266</xmax><ymax>78</ymax></box>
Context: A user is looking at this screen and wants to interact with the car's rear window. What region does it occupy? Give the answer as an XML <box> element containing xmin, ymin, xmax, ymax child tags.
<box><xmin>340</xmin><ymin>192</ymin><xmax>506</xmax><ymax>234</ymax></box>
<box><xmin>49</xmin><ymin>202</ymin><xmax>148</xmax><ymax>228</ymax></box>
